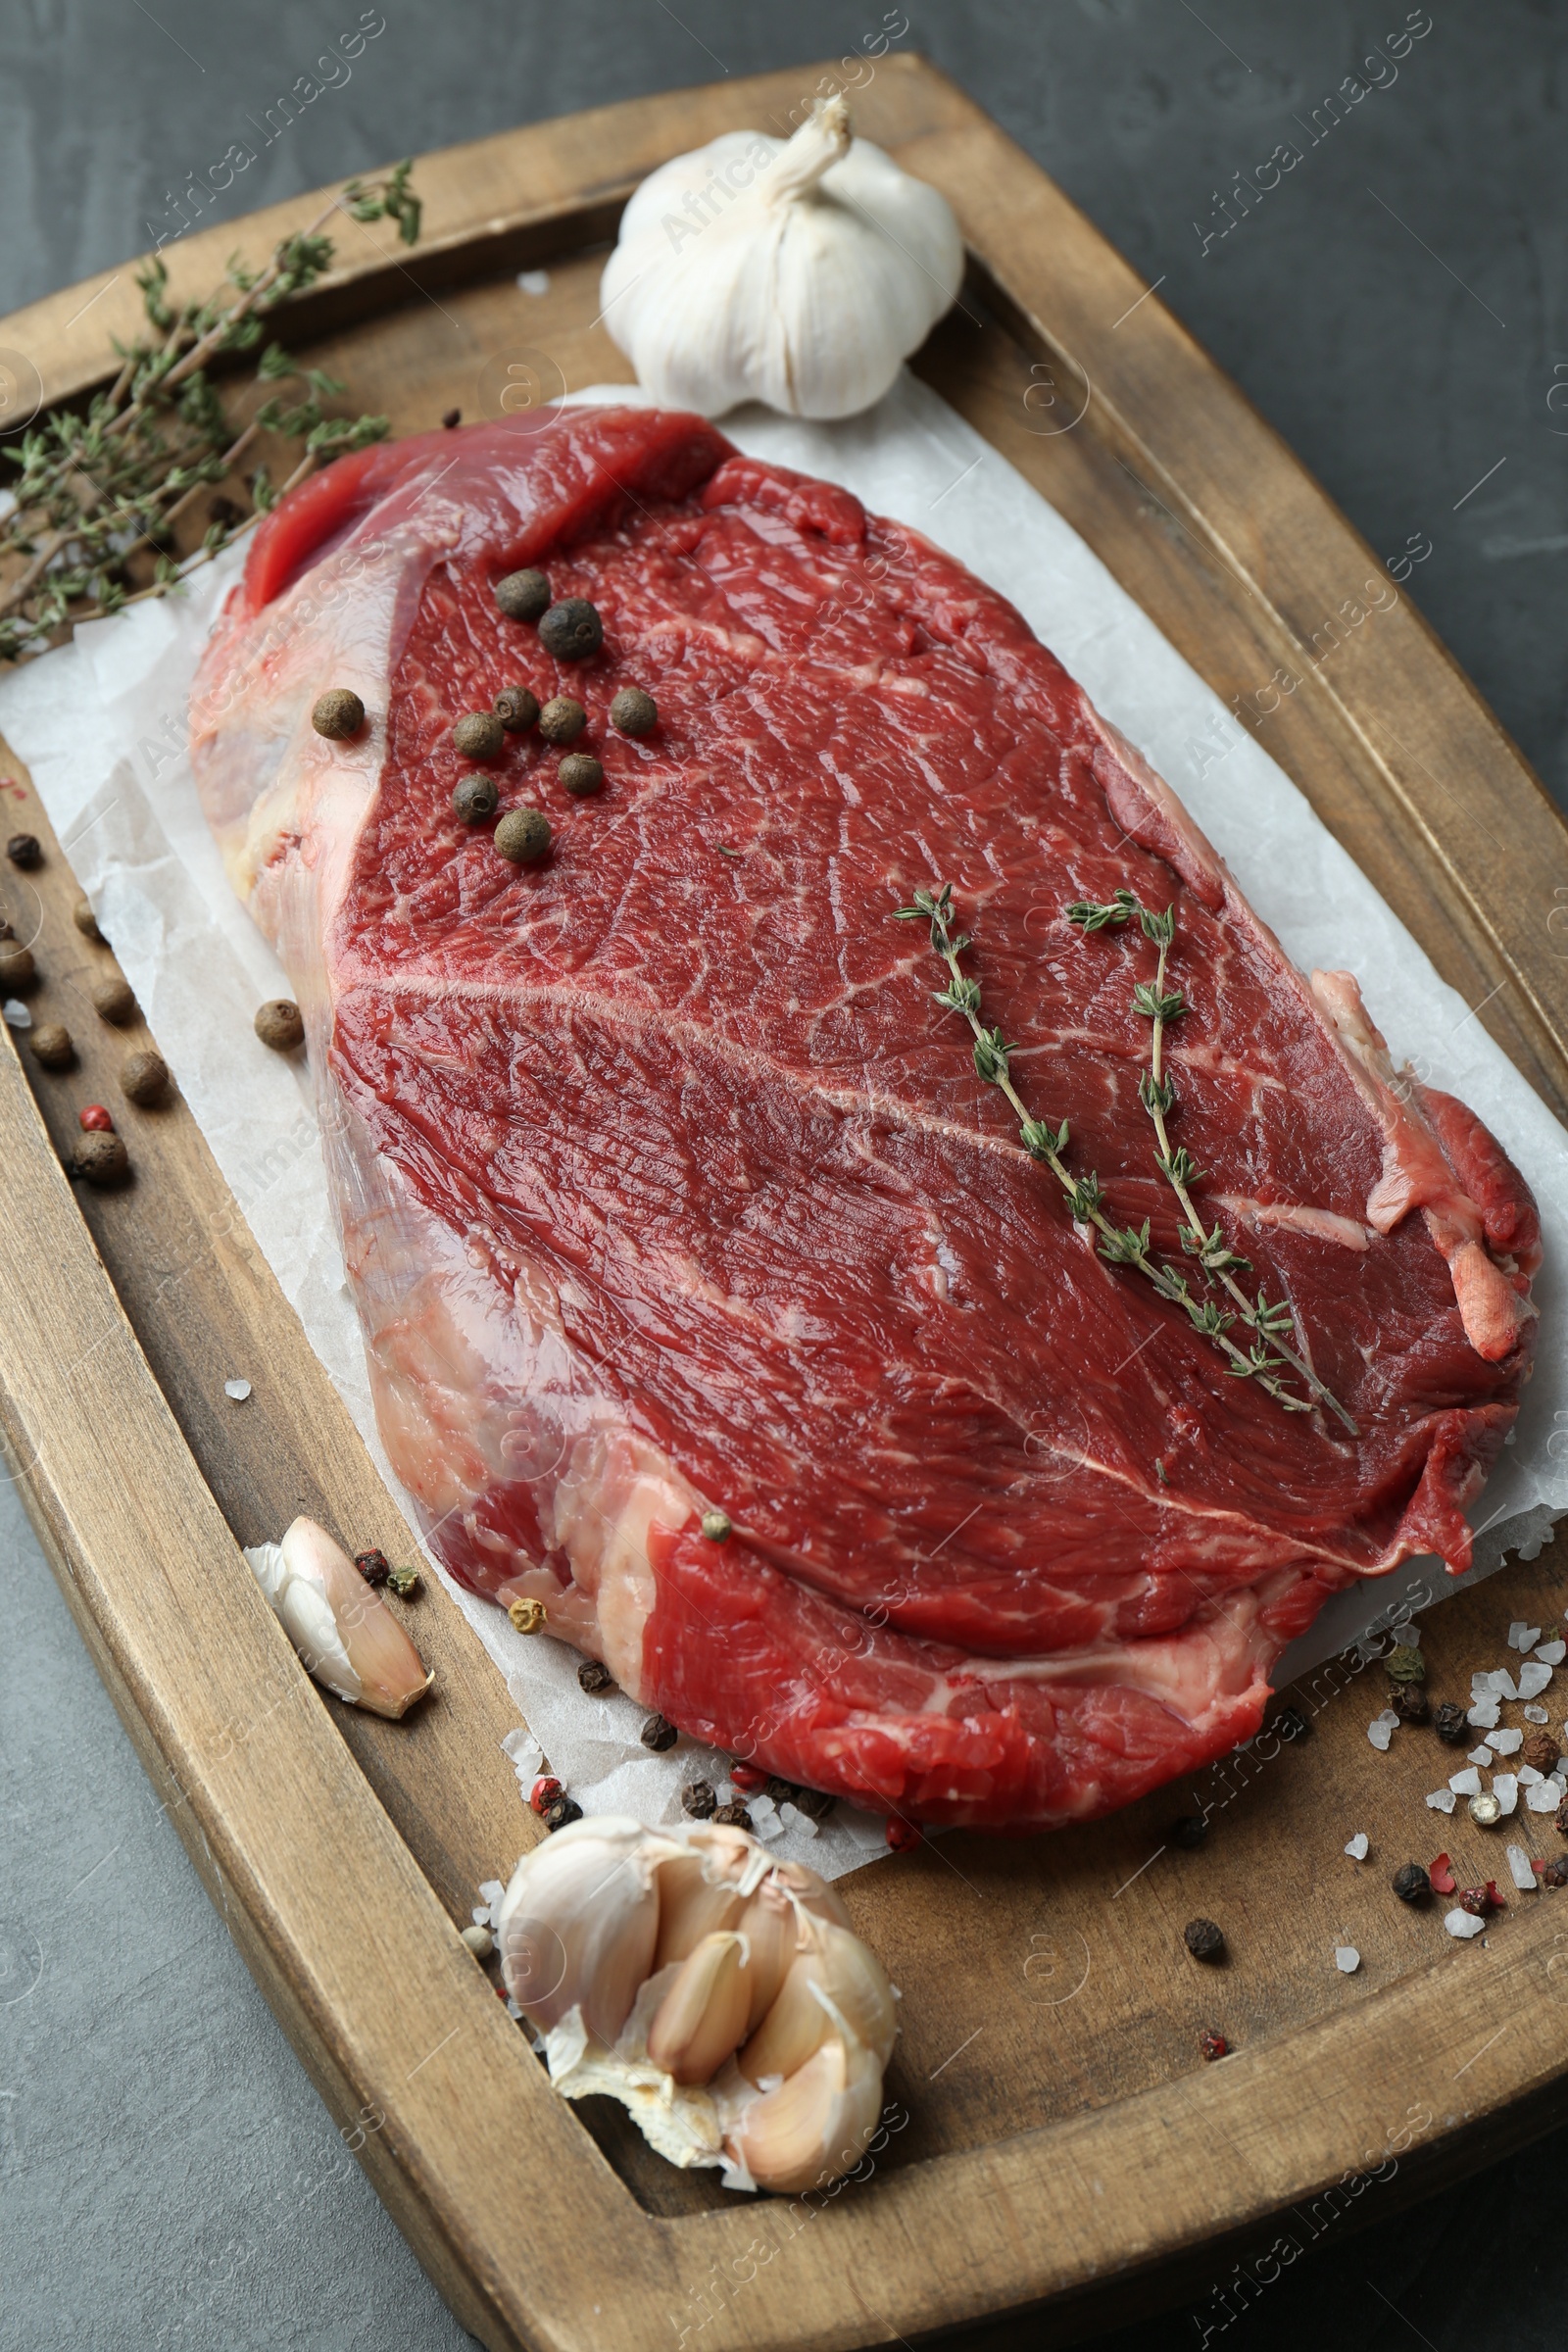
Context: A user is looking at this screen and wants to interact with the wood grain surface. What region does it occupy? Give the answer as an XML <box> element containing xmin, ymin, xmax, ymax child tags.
<box><xmin>4</xmin><ymin>53</ymin><xmax>1568</xmax><ymax>2352</ymax></box>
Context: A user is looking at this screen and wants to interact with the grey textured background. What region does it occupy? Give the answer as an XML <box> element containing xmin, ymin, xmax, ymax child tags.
<box><xmin>1</xmin><ymin>5</ymin><xmax>1565</xmax><ymax>2348</ymax></box>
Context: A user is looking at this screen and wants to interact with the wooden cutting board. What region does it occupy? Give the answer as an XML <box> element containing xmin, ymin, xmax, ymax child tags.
<box><xmin>4</xmin><ymin>54</ymin><xmax>1568</xmax><ymax>2352</ymax></box>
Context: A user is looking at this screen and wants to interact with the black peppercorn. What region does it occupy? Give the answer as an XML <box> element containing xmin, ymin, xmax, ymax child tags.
<box><xmin>559</xmin><ymin>754</ymin><xmax>604</xmax><ymax>798</ymax></box>
<box><xmin>577</xmin><ymin>1658</ymin><xmax>614</xmax><ymax>1695</ymax></box>
<box><xmin>1390</xmin><ymin>1683</ymin><xmax>1430</xmax><ymax>1725</ymax></box>
<box><xmin>1543</xmin><ymin>1856</ymin><xmax>1568</xmax><ymax>1888</ymax></box>
<box><xmin>543</xmin><ymin>1794</ymin><xmax>583</xmax><ymax>1833</ymax></box>
<box><xmin>789</xmin><ymin>1786</ymin><xmax>836</xmax><ymax>1823</ymax></box>
<box><xmin>494</xmin><ymin>568</ymin><xmax>551</xmax><ymax>622</ymax></box>
<box><xmin>1268</xmin><ymin>1704</ymin><xmax>1309</xmax><ymax>1742</ymax></box>
<box><xmin>610</xmin><ymin>685</ymin><xmax>658</xmax><ymax>736</ymax></box>
<box><xmin>355</xmin><ymin>1548</ymin><xmax>391</xmax><ymax>1588</ymax></box>
<box><xmin>6</xmin><ymin>832</ymin><xmax>41</xmax><ymax>869</ymax></box>
<box><xmin>1169</xmin><ymin>1812</ymin><xmax>1208</xmax><ymax>1849</ymax></box>
<box><xmin>494</xmin><ymin>686</ymin><xmax>540</xmax><ymax>733</ymax></box>
<box><xmin>1183</xmin><ymin>1917</ymin><xmax>1226</xmax><ymax>1962</ymax></box>
<box><xmin>453</xmin><ymin>773</ymin><xmax>500</xmax><ymax>823</ymax></box>
<box><xmin>441</xmin><ymin>407</ymin><xmax>462</xmax><ymax>428</ymax></box>
<box><xmin>1555</xmin><ymin>1794</ymin><xmax>1568</xmax><ymax>1839</ymax></box>
<box><xmin>1392</xmin><ymin>1862</ymin><xmax>1430</xmax><ymax>1904</ymax></box>
<box><xmin>640</xmin><ymin>1712</ymin><xmax>678</xmax><ymax>1753</ymax></box>
<box><xmin>710</xmin><ymin>1800</ymin><xmax>754</xmax><ymax>1832</ymax></box>
<box><xmin>681</xmin><ymin>1779</ymin><xmax>717</xmax><ymax>1819</ymax></box>
<box><xmin>1434</xmin><ymin>1701</ymin><xmax>1469</xmax><ymax>1745</ymax></box>
<box><xmin>538</xmin><ymin>597</ymin><xmax>603</xmax><ymax>661</ymax></box>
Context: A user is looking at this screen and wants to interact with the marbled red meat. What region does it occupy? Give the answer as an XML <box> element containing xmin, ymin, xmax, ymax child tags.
<box><xmin>190</xmin><ymin>405</ymin><xmax>1539</xmax><ymax>1830</ymax></box>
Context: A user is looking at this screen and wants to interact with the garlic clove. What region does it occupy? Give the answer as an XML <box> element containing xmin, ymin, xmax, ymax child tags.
<box><xmin>769</xmin><ymin>1855</ymin><xmax>853</xmax><ymax>1932</ymax></box>
<box><xmin>739</xmin><ymin>1920</ymin><xmax>898</xmax><ymax>2085</ymax></box>
<box><xmin>651</xmin><ymin>1850</ymin><xmax>747</xmax><ymax>1969</ymax></box>
<box><xmin>732</xmin><ymin>1880</ymin><xmax>795</xmax><ymax>2033</ymax></box>
<box><xmin>646</xmin><ymin>1931</ymin><xmax>753</xmax><ymax>2083</ymax></box>
<box><xmin>245</xmin><ymin>1516</ymin><xmax>431</xmax><ymax>1718</ymax></box>
<box><xmin>497</xmin><ymin>1814</ymin><xmax>667</xmax><ymax>2045</ymax></box>
<box><xmin>727</xmin><ymin>2032</ymin><xmax>885</xmax><ymax>2195</ymax></box>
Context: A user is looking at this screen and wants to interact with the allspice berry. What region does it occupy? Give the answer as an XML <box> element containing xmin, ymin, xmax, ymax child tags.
<box><xmin>90</xmin><ymin>970</ymin><xmax>136</xmax><ymax>1024</ymax></box>
<box><xmin>311</xmin><ymin>687</ymin><xmax>366</xmax><ymax>740</ymax></box>
<box><xmin>494</xmin><ymin>686</ymin><xmax>540</xmax><ymax>733</ymax></box>
<box><xmin>121</xmin><ymin>1047</ymin><xmax>170</xmax><ymax>1106</ymax></box>
<box><xmin>539</xmin><ymin>598</ymin><xmax>603</xmax><ymax>662</ymax></box>
<box><xmin>73</xmin><ymin>1130</ymin><xmax>129</xmax><ymax>1187</ymax></box>
<box><xmin>452</xmin><ymin>710</ymin><xmax>505</xmax><ymax>760</ymax></box>
<box><xmin>73</xmin><ymin>898</ymin><xmax>102</xmax><ymax>940</ymax></box>
<box><xmin>453</xmin><ymin>773</ymin><xmax>500</xmax><ymax>824</ymax></box>
<box><xmin>537</xmin><ymin>695</ymin><xmax>586</xmax><ymax>745</ymax></box>
<box><xmin>495</xmin><ymin>808</ymin><xmax>551</xmax><ymax>865</ymax></box>
<box><xmin>0</xmin><ymin>942</ymin><xmax>35</xmax><ymax>991</ymax></box>
<box><xmin>6</xmin><ymin>832</ymin><xmax>41</xmax><ymax>869</ymax></box>
<box><xmin>254</xmin><ymin>999</ymin><xmax>305</xmax><ymax>1053</ymax></box>
<box><xmin>27</xmin><ymin>1022</ymin><xmax>74</xmax><ymax>1071</ymax></box>
<box><xmin>610</xmin><ymin>685</ymin><xmax>658</xmax><ymax>736</ymax></box>
<box><xmin>559</xmin><ymin>755</ymin><xmax>603</xmax><ymax>799</ymax></box>
<box><xmin>494</xmin><ymin>568</ymin><xmax>551</xmax><ymax>622</ymax></box>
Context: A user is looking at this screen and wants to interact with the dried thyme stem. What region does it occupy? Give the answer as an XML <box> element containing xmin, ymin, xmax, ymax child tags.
<box><xmin>1067</xmin><ymin>889</ymin><xmax>1357</xmax><ymax>1434</ymax></box>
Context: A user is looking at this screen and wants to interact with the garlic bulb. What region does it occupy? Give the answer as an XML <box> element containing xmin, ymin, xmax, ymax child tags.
<box><xmin>600</xmin><ymin>95</ymin><xmax>963</xmax><ymax>419</ymax></box>
<box><xmin>243</xmin><ymin>1516</ymin><xmax>431</xmax><ymax>1718</ymax></box>
<box><xmin>496</xmin><ymin>1815</ymin><xmax>898</xmax><ymax>2191</ymax></box>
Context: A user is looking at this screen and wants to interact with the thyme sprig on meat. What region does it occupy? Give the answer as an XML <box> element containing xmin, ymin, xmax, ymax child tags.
<box><xmin>895</xmin><ymin>883</ymin><xmax>1355</xmax><ymax>1433</ymax></box>
<box><xmin>0</xmin><ymin>163</ymin><xmax>421</xmax><ymax>664</ymax></box>
<box><xmin>1066</xmin><ymin>887</ymin><xmax>1357</xmax><ymax>1434</ymax></box>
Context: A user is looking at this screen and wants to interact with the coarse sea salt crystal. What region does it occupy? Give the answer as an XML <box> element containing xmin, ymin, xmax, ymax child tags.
<box><xmin>223</xmin><ymin>1377</ymin><xmax>252</xmax><ymax>1401</ymax></box>
<box><xmin>1446</xmin><ymin>1908</ymin><xmax>1486</xmax><ymax>1938</ymax></box>
<box><xmin>1426</xmin><ymin>1789</ymin><xmax>1458</xmax><ymax>1812</ymax></box>
<box><xmin>1526</xmin><ymin>1704</ymin><xmax>1551</xmax><ymax>1723</ymax></box>
<box><xmin>1536</xmin><ymin>1639</ymin><xmax>1566</xmax><ymax>1666</ymax></box>
<box><xmin>1478</xmin><ymin>1668</ymin><xmax>1519</xmax><ymax>1699</ymax></box>
<box><xmin>778</xmin><ymin>1801</ymin><xmax>817</xmax><ymax>1839</ymax></box>
<box><xmin>1517</xmin><ymin>1765</ymin><xmax>1543</xmax><ymax>1787</ymax></box>
<box><xmin>1345</xmin><ymin>1833</ymin><xmax>1369</xmax><ymax>1860</ymax></box>
<box><xmin>1389</xmin><ymin>1621</ymin><xmax>1420</xmax><ymax>1647</ymax></box>
<box><xmin>1467</xmin><ymin>1745</ymin><xmax>1494</xmax><ymax>1767</ymax></box>
<box><xmin>2</xmin><ymin>1000</ymin><xmax>30</xmax><ymax>1029</ymax></box>
<box><xmin>1335</xmin><ymin>1946</ymin><xmax>1360</xmax><ymax>1973</ymax></box>
<box><xmin>1491</xmin><ymin>1727</ymin><xmax>1525</xmax><ymax>1756</ymax></box>
<box><xmin>1507</xmin><ymin>1844</ymin><xmax>1538</xmax><ymax>1891</ymax></box>
<box><xmin>1494</xmin><ymin>1774</ymin><xmax>1519</xmax><ymax>1814</ymax></box>
<box><xmin>1527</xmin><ymin>1776</ymin><xmax>1565</xmax><ymax>1813</ymax></box>
<box><xmin>1468</xmin><ymin>1699</ymin><xmax>1501</xmax><ymax>1730</ymax></box>
<box><xmin>1367</xmin><ymin>1717</ymin><xmax>1396</xmax><ymax>1751</ymax></box>
<box><xmin>1519</xmin><ymin>1661</ymin><xmax>1554</xmax><ymax>1701</ymax></box>
<box><xmin>1448</xmin><ymin>1766</ymin><xmax>1483</xmax><ymax>1796</ymax></box>
<box><xmin>1508</xmin><ymin>1622</ymin><xmax>1539</xmax><ymax>1651</ymax></box>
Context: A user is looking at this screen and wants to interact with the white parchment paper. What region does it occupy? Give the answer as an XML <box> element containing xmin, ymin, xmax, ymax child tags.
<box><xmin>2</xmin><ymin>368</ymin><xmax>1562</xmax><ymax>1869</ymax></box>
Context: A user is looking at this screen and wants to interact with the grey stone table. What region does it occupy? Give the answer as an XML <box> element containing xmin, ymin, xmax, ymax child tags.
<box><xmin>2</xmin><ymin>6</ymin><xmax>1564</xmax><ymax>2347</ymax></box>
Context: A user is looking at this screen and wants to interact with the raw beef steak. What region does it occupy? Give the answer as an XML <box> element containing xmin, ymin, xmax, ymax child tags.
<box><xmin>191</xmin><ymin>406</ymin><xmax>1540</xmax><ymax>1831</ymax></box>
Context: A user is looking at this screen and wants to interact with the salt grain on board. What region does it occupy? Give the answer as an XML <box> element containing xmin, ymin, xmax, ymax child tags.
<box><xmin>1494</xmin><ymin>1774</ymin><xmax>1519</xmax><ymax>1814</ymax></box>
<box><xmin>1448</xmin><ymin>1767</ymin><xmax>1483</xmax><ymax>1796</ymax></box>
<box><xmin>1536</xmin><ymin>1640</ymin><xmax>1566</xmax><ymax>1665</ymax></box>
<box><xmin>1525</xmin><ymin>1704</ymin><xmax>1551</xmax><ymax>1723</ymax></box>
<box><xmin>1426</xmin><ymin>1789</ymin><xmax>1458</xmax><ymax>1812</ymax></box>
<box><xmin>1345</xmin><ymin>1833</ymin><xmax>1369</xmax><ymax>1860</ymax></box>
<box><xmin>1467</xmin><ymin>1746</ymin><xmax>1495</xmax><ymax>1767</ymax></box>
<box><xmin>1335</xmin><ymin>1946</ymin><xmax>1360</xmax><ymax>1973</ymax></box>
<box><xmin>1508</xmin><ymin>1622</ymin><xmax>1541</xmax><ymax>1651</ymax></box>
<box><xmin>1527</xmin><ymin>1776</ymin><xmax>1565</xmax><ymax>1812</ymax></box>
<box><xmin>1468</xmin><ymin>1698</ymin><xmax>1501</xmax><ymax>1730</ymax></box>
<box><xmin>223</xmin><ymin>1378</ymin><xmax>252</xmax><ymax>1402</ymax></box>
<box><xmin>1519</xmin><ymin>1661</ymin><xmax>1554</xmax><ymax>1700</ymax></box>
<box><xmin>2</xmin><ymin>1000</ymin><xmax>30</xmax><ymax>1029</ymax></box>
<box><xmin>1491</xmin><ymin>1727</ymin><xmax>1525</xmax><ymax>1755</ymax></box>
<box><xmin>1516</xmin><ymin>1764</ymin><xmax>1541</xmax><ymax>1785</ymax></box>
<box><xmin>1445</xmin><ymin>1909</ymin><xmax>1487</xmax><ymax>1939</ymax></box>
<box><xmin>1367</xmin><ymin>1715</ymin><xmax>1396</xmax><ymax>1751</ymax></box>
<box><xmin>1506</xmin><ymin>1844</ymin><xmax>1538</xmax><ymax>1891</ymax></box>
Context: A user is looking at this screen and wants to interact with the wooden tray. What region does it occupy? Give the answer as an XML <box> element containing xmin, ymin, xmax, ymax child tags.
<box><xmin>5</xmin><ymin>56</ymin><xmax>1568</xmax><ymax>2352</ymax></box>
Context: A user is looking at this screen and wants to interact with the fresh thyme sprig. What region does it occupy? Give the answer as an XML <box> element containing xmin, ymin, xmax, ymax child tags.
<box><xmin>895</xmin><ymin>883</ymin><xmax>1355</xmax><ymax>1432</ymax></box>
<box><xmin>0</xmin><ymin>163</ymin><xmax>421</xmax><ymax>663</ymax></box>
<box><xmin>1065</xmin><ymin>889</ymin><xmax>1356</xmax><ymax>1434</ymax></box>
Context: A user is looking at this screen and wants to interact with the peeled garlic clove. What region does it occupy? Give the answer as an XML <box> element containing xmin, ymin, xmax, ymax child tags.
<box><xmin>647</xmin><ymin>1931</ymin><xmax>753</xmax><ymax>2083</ymax></box>
<box><xmin>497</xmin><ymin>1815</ymin><xmax>665</xmax><ymax>2046</ymax></box>
<box><xmin>728</xmin><ymin>2032</ymin><xmax>885</xmax><ymax>2195</ymax></box>
<box><xmin>244</xmin><ymin>1516</ymin><xmax>431</xmax><ymax>1718</ymax></box>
